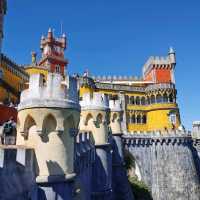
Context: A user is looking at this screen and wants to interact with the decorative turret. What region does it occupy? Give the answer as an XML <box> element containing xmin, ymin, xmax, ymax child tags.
<box><xmin>109</xmin><ymin>99</ymin><xmax>123</xmax><ymax>135</ymax></box>
<box><xmin>38</xmin><ymin>28</ymin><xmax>68</xmax><ymax>75</ymax></box>
<box><xmin>79</xmin><ymin>92</ymin><xmax>109</xmax><ymax>145</ymax></box>
<box><xmin>192</xmin><ymin>121</ymin><xmax>200</xmax><ymax>139</ymax></box>
<box><xmin>17</xmin><ymin>73</ymin><xmax>80</xmax><ymax>184</ymax></box>
<box><xmin>168</xmin><ymin>47</ymin><xmax>176</xmax><ymax>65</ymax></box>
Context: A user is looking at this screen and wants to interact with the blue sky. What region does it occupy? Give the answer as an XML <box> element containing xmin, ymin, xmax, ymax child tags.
<box><xmin>3</xmin><ymin>0</ymin><xmax>200</xmax><ymax>129</ymax></box>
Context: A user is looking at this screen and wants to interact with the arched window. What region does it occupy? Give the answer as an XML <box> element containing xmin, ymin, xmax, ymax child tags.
<box><xmin>24</xmin><ymin>115</ymin><xmax>36</xmax><ymax>135</ymax></box>
<box><xmin>131</xmin><ymin>114</ymin><xmax>136</xmax><ymax>124</ymax></box>
<box><xmin>142</xmin><ymin>115</ymin><xmax>147</xmax><ymax>124</ymax></box>
<box><xmin>146</xmin><ymin>97</ymin><xmax>150</xmax><ymax>105</ymax></box>
<box><xmin>163</xmin><ymin>93</ymin><xmax>168</xmax><ymax>103</ymax></box>
<box><xmin>112</xmin><ymin>113</ymin><xmax>118</xmax><ymax>122</ymax></box>
<box><xmin>156</xmin><ymin>94</ymin><xmax>163</xmax><ymax>103</ymax></box>
<box><xmin>168</xmin><ymin>111</ymin><xmax>177</xmax><ymax>124</ymax></box>
<box><xmin>96</xmin><ymin>113</ymin><xmax>103</xmax><ymax>124</ymax></box>
<box><xmin>125</xmin><ymin>95</ymin><xmax>129</xmax><ymax>104</ymax></box>
<box><xmin>169</xmin><ymin>93</ymin><xmax>174</xmax><ymax>103</ymax></box>
<box><xmin>127</xmin><ymin>114</ymin><xmax>130</xmax><ymax>124</ymax></box>
<box><xmin>136</xmin><ymin>115</ymin><xmax>141</xmax><ymax>124</ymax></box>
<box><xmin>141</xmin><ymin>97</ymin><xmax>146</xmax><ymax>105</ymax></box>
<box><xmin>55</xmin><ymin>65</ymin><xmax>61</xmax><ymax>73</ymax></box>
<box><xmin>43</xmin><ymin>114</ymin><xmax>57</xmax><ymax>134</ymax></box>
<box><xmin>130</xmin><ymin>96</ymin><xmax>135</xmax><ymax>105</ymax></box>
<box><xmin>85</xmin><ymin>113</ymin><xmax>93</xmax><ymax>126</ymax></box>
<box><xmin>135</xmin><ymin>96</ymin><xmax>140</xmax><ymax>105</ymax></box>
<box><xmin>150</xmin><ymin>95</ymin><xmax>156</xmax><ymax>104</ymax></box>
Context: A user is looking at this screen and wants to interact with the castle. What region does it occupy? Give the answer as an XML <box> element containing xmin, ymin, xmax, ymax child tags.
<box><xmin>0</xmin><ymin>1</ymin><xmax>200</xmax><ymax>200</ymax></box>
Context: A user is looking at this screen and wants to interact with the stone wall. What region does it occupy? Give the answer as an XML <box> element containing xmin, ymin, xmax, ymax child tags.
<box><xmin>123</xmin><ymin>132</ymin><xmax>200</xmax><ymax>200</ymax></box>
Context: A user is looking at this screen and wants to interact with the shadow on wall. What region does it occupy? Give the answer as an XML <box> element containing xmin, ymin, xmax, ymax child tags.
<box><xmin>124</xmin><ymin>151</ymin><xmax>153</xmax><ymax>200</ymax></box>
<box><xmin>0</xmin><ymin>150</ymin><xmax>36</xmax><ymax>200</ymax></box>
<box><xmin>111</xmin><ymin>137</ymin><xmax>134</xmax><ymax>200</ymax></box>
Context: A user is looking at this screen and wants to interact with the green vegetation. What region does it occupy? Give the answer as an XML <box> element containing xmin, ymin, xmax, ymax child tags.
<box><xmin>124</xmin><ymin>151</ymin><xmax>153</xmax><ymax>200</ymax></box>
<box><xmin>129</xmin><ymin>177</ymin><xmax>153</xmax><ymax>200</ymax></box>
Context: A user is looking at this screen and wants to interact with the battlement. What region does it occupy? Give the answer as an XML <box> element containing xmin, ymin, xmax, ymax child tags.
<box><xmin>143</xmin><ymin>48</ymin><xmax>176</xmax><ymax>77</ymax></box>
<box><xmin>109</xmin><ymin>100</ymin><xmax>122</xmax><ymax>112</ymax></box>
<box><xmin>18</xmin><ymin>73</ymin><xmax>79</xmax><ymax>110</ymax></box>
<box><xmin>123</xmin><ymin>131</ymin><xmax>192</xmax><ymax>146</ymax></box>
<box><xmin>92</xmin><ymin>75</ymin><xmax>142</xmax><ymax>82</ymax></box>
<box><xmin>192</xmin><ymin>121</ymin><xmax>200</xmax><ymax>139</ymax></box>
<box><xmin>80</xmin><ymin>92</ymin><xmax>109</xmax><ymax>111</ymax></box>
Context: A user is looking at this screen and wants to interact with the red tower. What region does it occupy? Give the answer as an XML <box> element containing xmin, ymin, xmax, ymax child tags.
<box><xmin>38</xmin><ymin>28</ymin><xmax>68</xmax><ymax>76</ymax></box>
<box><xmin>143</xmin><ymin>48</ymin><xmax>176</xmax><ymax>84</ymax></box>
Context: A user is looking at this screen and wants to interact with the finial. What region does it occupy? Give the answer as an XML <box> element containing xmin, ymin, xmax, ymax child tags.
<box><xmin>169</xmin><ymin>46</ymin><xmax>175</xmax><ymax>54</ymax></box>
<box><xmin>48</xmin><ymin>27</ymin><xmax>52</xmax><ymax>33</ymax></box>
<box><xmin>31</xmin><ymin>51</ymin><xmax>37</xmax><ymax>65</ymax></box>
<box><xmin>62</xmin><ymin>33</ymin><xmax>66</xmax><ymax>38</ymax></box>
<box><xmin>41</xmin><ymin>35</ymin><xmax>45</xmax><ymax>40</ymax></box>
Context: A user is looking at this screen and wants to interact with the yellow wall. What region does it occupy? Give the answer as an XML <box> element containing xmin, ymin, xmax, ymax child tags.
<box><xmin>80</xmin><ymin>84</ymin><xmax>181</xmax><ymax>133</ymax></box>
<box><xmin>0</xmin><ymin>61</ymin><xmax>27</xmax><ymax>103</ymax></box>
<box><xmin>25</xmin><ymin>67</ymin><xmax>48</xmax><ymax>78</ymax></box>
<box><xmin>127</xmin><ymin>103</ymin><xmax>180</xmax><ymax>132</ymax></box>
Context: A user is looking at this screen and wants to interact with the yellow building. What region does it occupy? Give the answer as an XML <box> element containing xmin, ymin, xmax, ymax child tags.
<box><xmin>79</xmin><ymin>48</ymin><xmax>181</xmax><ymax>132</ymax></box>
<box><xmin>0</xmin><ymin>54</ymin><xmax>28</xmax><ymax>104</ymax></box>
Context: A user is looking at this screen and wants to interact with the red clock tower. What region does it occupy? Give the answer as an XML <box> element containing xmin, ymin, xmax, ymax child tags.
<box><xmin>38</xmin><ymin>28</ymin><xmax>68</xmax><ymax>76</ymax></box>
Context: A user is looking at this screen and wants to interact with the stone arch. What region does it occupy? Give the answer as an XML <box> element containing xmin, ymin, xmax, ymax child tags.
<box><xmin>156</xmin><ymin>93</ymin><xmax>163</xmax><ymax>103</ymax></box>
<box><xmin>85</xmin><ymin>113</ymin><xmax>93</xmax><ymax>126</ymax></box>
<box><xmin>130</xmin><ymin>96</ymin><xmax>135</xmax><ymax>104</ymax></box>
<box><xmin>112</xmin><ymin>113</ymin><xmax>118</xmax><ymax>122</ymax></box>
<box><xmin>96</xmin><ymin>113</ymin><xmax>103</xmax><ymax>124</ymax></box>
<box><xmin>95</xmin><ymin>113</ymin><xmax>104</xmax><ymax>128</ymax></box>
<box><xmin>136</xmin><ymin>115</ymin><xmax>141</xmax><ymax>124</ymax></box>
<box><xmin>146</xmin><ymin>96</ymin><xmax>150</xmax><ymax>105</ymax></box>
<box><xmin>142</xmin><ymin>115</ymin><xmax>147</xmax><ymax>124</ymax></box>
<box><xmin>126</xmin><ymin>113</ymin><xmax>131</xmax><ymax>124</ymax></box>
<box><xmin>141</xmin><ymin>97</ymin><xmax>146</xmax><ymax>105</ymax></box>
<box><xmin>131</xmin><ymin>114</ymin><xmax>136</xmax><ymax>124</ymax></box>
<box><xmin>42</xmin><ymin>114</ymin><xmax>57</xmax><ymax>135</ymax></box>
<box><xmin>135</xmin><ymin>96</ymin><xmax>140</xmax><ymax>105</ymax></box>
<box><xmin>24</xmin><ymin>114</ymin><xmax>36</xmax><ymax>136</ymax></box>
<box><xmin>150</xmin><ymin>94</ymin><xmax>156</xmax><ymax>104</ymax></box>
<box><xmin>169</xmin><ymin>93</ymin><xmax>174</xmax><ymax>103</ymax></box>
<box><xmin>163</xmin><ymin>92</ymin><xmax>168</xmax><ymax>103</ymax></box>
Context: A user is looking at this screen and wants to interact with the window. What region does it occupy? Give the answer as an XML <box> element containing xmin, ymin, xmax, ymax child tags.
<box><xmin>169</xmin><ymin>112</ymin><xmax>176</xmax><ymax>124</ymax></box>
<box><xmin>55</xmin><ymin>65</ymin><xmax>60</xmax><ymax>73</ymax></box>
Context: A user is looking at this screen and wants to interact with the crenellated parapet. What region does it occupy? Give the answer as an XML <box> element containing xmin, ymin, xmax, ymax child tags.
<box><xmin>18</xmin><ymin>73</ymin><xmax>79</xmax><ymax>111</ymax></box>
<box><xmin>17</xmin><ymin>72</ymin><xmax>80</xmax><ymax>184</ymax></box>
<box><xmin>79</xmin><ymin>92</ymin><xmax>110</xmax><ymax>145</ymax></box>
<box><xmin>123</xmin><ymin>131</ymin><xmax>192</xmax><ymax>146</ymax></box>
<box><xmin>92</xmin><ymin>75</ymin><xmax>142</xmax><ymax>82</ymax></box>
<box><xmin>109</xmin><ymin>99</ymin><xmax>122</xmax><ymax>112</ymax></box>
<box><xmin>80</xmin><ymin>92</ymin><xmax>109</xmax><ymax>111</ymax></box>
<box><xmin>75</xmin><ymin>131</ymin><xmax>95</xmax><ymax>174</ymax></box>
<box><xmin>143</xmin><ymin>48</ymin><xmax>176</xmax><ymax>78</ymax></box>
<box><xmin>109</xmin><ymin>100</ymin><xmax>123</xmax><ymax>135</ymax></box>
